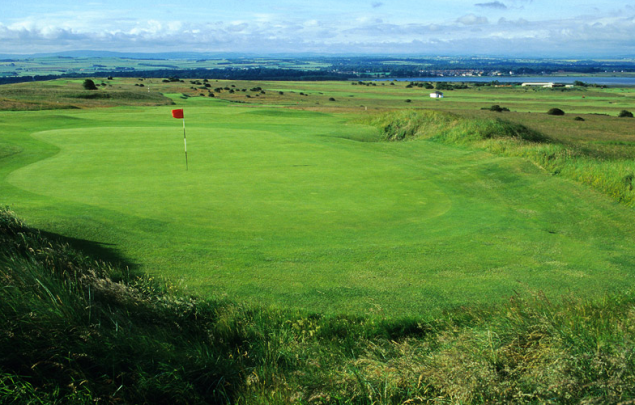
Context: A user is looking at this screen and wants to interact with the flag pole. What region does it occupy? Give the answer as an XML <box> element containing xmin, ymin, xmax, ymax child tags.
<box><xmin>183</xmin><ymin>117</ymin><xmax>188</xmax><ymax>171</ymax></box>
<box><xmin>171</xmin><ymin>109</ymin><xmax>187</xmax><ymax>170</ymax></box>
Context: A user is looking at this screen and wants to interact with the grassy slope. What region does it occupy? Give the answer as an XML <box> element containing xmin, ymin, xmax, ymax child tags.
<box><xmin>2</xmin><ymin>99</ymin><xmax>635</xmax><ymax>316</ymax></box>
<box><xmin>0</xmin><ymin>79</ymin><xmax>174</xmax><ymax>110</ymax></box>
<box><xmin>2</xmin><ymin>206</ymin><xmax>635</xmax><ymax>404</ymax></box>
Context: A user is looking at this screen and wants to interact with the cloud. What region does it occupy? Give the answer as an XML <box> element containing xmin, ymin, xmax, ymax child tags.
<box><xmin>457</xmin><ymin>14</ymin><xmax>489</xmax><ymax>25</ymax></box>
<box><xmin>371</xmin><ymin>2</ymin><xmax>383</xmax><ymax>8</ymax></box>
<box><xmin>1</xmin><ymin>7</ymin><xmax>635</xmax><ymax>57</ymax></box>
<box><xmin>475</xmin><ymin>2</ymin><xmax>507</xmax><ymax>10</ymax></box>
<box><xmin>497</xmin><ymin>17</ymin><xmax>530</xmax><ymax>25</ymax></box>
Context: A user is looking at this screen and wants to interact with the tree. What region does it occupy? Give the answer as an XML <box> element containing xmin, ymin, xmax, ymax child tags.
<box><xmin>82</xmin><ymin>79</ymin><xmax>98</xmax><ymax>90</ymax></box>
<box><xmin>435</xmin><ymin>82</ymin><xmax>454</xmax><ymax>91</ymax></box>
<box><xmin>618</xmin><ymin>110</ymin><xmax>634</xmax><ymax>118</ymax></box>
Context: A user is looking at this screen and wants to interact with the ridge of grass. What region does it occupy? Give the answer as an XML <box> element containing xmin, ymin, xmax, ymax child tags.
<box><xmin>2</xmin><ymin>206</ymin><xmax>635</xmax><ymax>404</ymax></box>
<box><xmin>0</xmin><ymin>81</ymin><xmax>175</xmax><ymax>111</ymax></box>
<box><xmin>363</xmin><ymin>109</ymin><xmax>547</xmax><ymax>143</ymax></box>
<box><xmin>364</xmin><ymin>109</ymin><xmax>635</xmax><ymax>207</ymax></box>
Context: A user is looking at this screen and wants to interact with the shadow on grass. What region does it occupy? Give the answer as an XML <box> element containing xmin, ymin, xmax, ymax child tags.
<box><xmin>39</xmin><ymin>230</ymin><xmax>140</xmax><ymax>273</ymax></box>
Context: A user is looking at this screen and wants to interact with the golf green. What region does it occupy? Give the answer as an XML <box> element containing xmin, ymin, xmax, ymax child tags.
<box><xmin>3</xmin><ymin>105</ymin><xmax>635</xmax><ymax>316</ymax></box>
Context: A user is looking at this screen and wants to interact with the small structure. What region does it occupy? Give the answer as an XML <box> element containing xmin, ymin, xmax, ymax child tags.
<box><xmin>521</xmin><ymin>82</ymin><xmax>555</xmax><ymax>88</ymax></box>
<box><xmin>430</xmin><ymin>91</ymin><xmax>444</xmax><ymax>98</ymax></box>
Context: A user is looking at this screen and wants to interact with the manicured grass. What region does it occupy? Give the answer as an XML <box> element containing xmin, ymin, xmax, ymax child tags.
<box><xmin>2</xmin><ymin>96</ymin><xmax>635</xmax><ymax>316</ymax></box>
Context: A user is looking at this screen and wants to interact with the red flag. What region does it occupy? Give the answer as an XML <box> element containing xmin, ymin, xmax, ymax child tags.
<box><xmin>171</xmin><ymin>109</ymin><xmax>184</xmax><ymax>119</ymax></box>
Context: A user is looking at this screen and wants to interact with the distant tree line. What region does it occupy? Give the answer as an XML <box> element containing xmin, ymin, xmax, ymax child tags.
<box><xmin>94</xmin><ymin>68</ymin><xmax>350</xmax><ymax>81</ymax></box>
<box><xmin>1</xmin><ymin>56</ymin><xmax>635</xmax><ymax>86</ymax></box>
<box><xmin>0</xmin><ymin>68</ymin><xmax>351</xmax><ymax>85</ymax></box>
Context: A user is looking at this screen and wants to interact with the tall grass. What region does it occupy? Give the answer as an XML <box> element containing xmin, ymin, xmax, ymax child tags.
<box><xmin>0</xmin><ymin>84</ymin><xmax>174</xmax><ymax>110</ymax></box>
<box><xmin>2</xmin><ymin>206</ymin><xmax>635</xmax><ymax>403</ymax></box>
<box><xmin>364</xmin><ymin>110</ymin><xmax>635</xmax><ymax>207</ymax></box>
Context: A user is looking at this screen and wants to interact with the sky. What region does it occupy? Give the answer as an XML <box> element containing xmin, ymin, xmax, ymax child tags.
<box><xmin>2</xmin><ymin>0</ymin><xmax>635</xmax><ymax>57</ymax></box>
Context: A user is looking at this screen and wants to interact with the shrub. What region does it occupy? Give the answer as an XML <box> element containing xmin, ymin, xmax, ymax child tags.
<box><xmin>618</xmin><ymin>110</ymin><xmax>633</xmax><ymax>118</ymax></box>
<box><xmin>82</xmin><ymin>79</ymin><xmax>98</xmax><ymax>91</ymax></box>
<box><xmin>574</xmin><ymin>116</ymin><xmax>585</xmax><ymax>121</ymax></box>
<box><xmin>329</xmin><ymin>97</ymin><xmax>336</xmax><ymax>101</ymax></box>
<box><xmin>547</xmin><ymin>108</ymin><xmax>565</xmax><ymax>116</ymax></box>
<box><xmin>482</xmin><ymin>105</ymin><xmax>510</xmax><ymax>112</ymax></box>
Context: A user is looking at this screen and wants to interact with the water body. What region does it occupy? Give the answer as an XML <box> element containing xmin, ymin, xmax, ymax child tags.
<box><xmin>375</xmin><ymin>76</ymin><xmax>635</xmax><ymax>86</ymax></box>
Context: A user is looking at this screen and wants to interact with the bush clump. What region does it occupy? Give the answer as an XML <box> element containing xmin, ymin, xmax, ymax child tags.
<box><xmin>618</xmin><ymin>110</ymin><xmax>634</xmax><ymax>118</ymax></box>
<box><xmin>82</xmin><ymin>79</ymin><xmax>98</xmax><ymax>91</ymax></box>
<box><xmin>482</xmin><ymin>104</ymin><xmax>510</xmax><ymax>112</ymax></box>
<box><xmin>547</xmin><ymin>108</ymin><xmax>565</xmax><ymax>115</ymax></box>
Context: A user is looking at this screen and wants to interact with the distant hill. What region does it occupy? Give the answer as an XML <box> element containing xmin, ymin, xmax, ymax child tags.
<box><xmin>0</xmin><ymin>50</ymin><xmax>331</xmax><ymax>60</ymax></box>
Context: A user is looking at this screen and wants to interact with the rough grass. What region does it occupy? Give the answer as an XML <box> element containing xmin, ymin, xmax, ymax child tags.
<box><xmin>2</xmin><ymin>207</ymin><xmax>635</xmax><ymax>404</ymax></box>
<box><xmin>0</xmin><ymin>81</ymin><xmax>174</xmax><ymax>110</ymax></box>
<box><xmin>364</xmin><ymin>109</ymin><xmax>635</xmax><ymax>207</ymax></box>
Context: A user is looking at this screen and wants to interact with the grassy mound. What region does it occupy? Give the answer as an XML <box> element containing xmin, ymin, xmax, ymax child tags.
<box><xmin>364</xmin><ymin>110</ymin><xmax>547</xmax><ymax>143</ymax></box>
<box><xmin>2</xmin><ymin>206</ymin><xmax>635</xmax><ymax>404</ymax></box>
<box><xmin>365</xmin><ymin>110</ymin><xmax>635</xmax><ymax>207</ymax></box>
<box><xmin>0</xmin><ymin>81</ymin><xmax>174</xmax><ymax>110</ymax></box>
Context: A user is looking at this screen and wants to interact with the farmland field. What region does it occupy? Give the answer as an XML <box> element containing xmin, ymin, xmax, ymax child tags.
<box><xmin>2</xmin><ymin>79</ymin><xmax>635</xmax><ymax>317</ymax></box>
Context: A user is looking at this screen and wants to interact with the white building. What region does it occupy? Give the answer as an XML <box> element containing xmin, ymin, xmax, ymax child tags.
<box><xmin>521</xmin><ymin>82</ymin><xmax>555</xmax><ymax>88</ymax></box>
<box><xmin>430</xmin><ymin>91</ymin><xmax>444</xmax><ymax>98</ymax></box>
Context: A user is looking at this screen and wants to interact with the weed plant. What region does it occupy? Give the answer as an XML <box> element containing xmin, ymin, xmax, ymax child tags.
<box><xmin>2</xmin><ymin>207</ymin><xmax>635</xmax><ymax>404</ymax></box>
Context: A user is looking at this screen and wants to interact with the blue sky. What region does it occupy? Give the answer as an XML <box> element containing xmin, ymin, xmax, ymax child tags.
<box><xmin>2</xmin><ymin>0</ymin><xmax>635</xmax><ymax>57</ymax></box>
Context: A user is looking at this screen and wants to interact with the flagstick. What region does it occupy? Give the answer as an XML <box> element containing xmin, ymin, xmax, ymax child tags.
<box><xmin>182</xmin><ymin>117</ymin><xmax>188</xmax><ymax>171</ymax></box>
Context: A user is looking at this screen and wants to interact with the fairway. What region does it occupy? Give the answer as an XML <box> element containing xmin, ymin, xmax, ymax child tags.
<box><xmin>3</xmin><ymin>101</ymin><xmax>635</xmax><ymax>316</ymax></box>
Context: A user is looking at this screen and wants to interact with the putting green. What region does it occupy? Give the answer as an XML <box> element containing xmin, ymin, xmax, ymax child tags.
<box><xmin>3</xmin><ymin>105</ymin><xmax>635</xmax><ymax>316</ymax></box>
